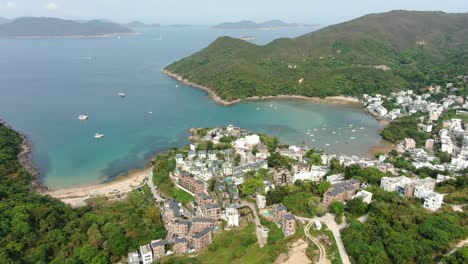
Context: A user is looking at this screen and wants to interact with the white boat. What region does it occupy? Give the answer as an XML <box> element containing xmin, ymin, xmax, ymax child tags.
<box><xmin>256</xmin><ymin>108</ymin><xmax>260</xmax><ymax>110</ymax></box>
<box><xmin>350</xmin><ymin>137</ymin><xmax>356</xmax><ymax>139</ymax></box>
<box><xmin>325</xmin><ymin>143</ymin><xmax>330</xmax><ymax>146</ymax></box>
<box><xmin>352</xmin><ymin>129</ymin><xmax>356</xmax><ymax>132</ymax></box>
<box><xmin>360</xmin><ymin>127</ymin><xmax>365</xmax><ymax>130</ymax></box>
<box><xmin>332</xmin><ymin>132</ymin><xmax>336</xmax><ymax>134</ymax></box>
<box><xmin>78</xmin><ymin>114</ymin><xmax>88</xmax><ymax>120</ymax></box>
<box><xmin>148</xmin><ymin>111</ymin><xmax>153</xmax><ymax>114</ymax></box>
<box><xmin>94</xmin><ymin>133</ymin><xmax>104</xmax><ymax>139</ymax></box>
<box><xmin>118</xmin><ymin>92</ymin><xmax>126</xmax><ymax>98</ymax></box>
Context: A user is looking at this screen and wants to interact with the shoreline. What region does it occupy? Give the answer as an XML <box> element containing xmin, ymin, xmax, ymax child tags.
<box><xmin>44</xmin><ymin>167</ymin><xmax>151</xmax><ymax>207</ymax></box>
<box><xmin>163</xmin><ymin>69</ymin><xmax>362</xmax><ymax>106</ymax></box>
<box><xmin>4</xmin><ymin>32</ymin><xmax>140</xmax><ymax>39</ymax></box>
<box><xmin>0</xmin><ymin>119</ymin><xmax>48</xmax><ymax>193</ymax></box>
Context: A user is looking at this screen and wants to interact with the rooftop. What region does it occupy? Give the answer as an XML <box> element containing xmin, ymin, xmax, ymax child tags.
<box><xmin>192</xmin><ymin>227</ymin><xmax>212</xmax><ymax>239</ymax></box>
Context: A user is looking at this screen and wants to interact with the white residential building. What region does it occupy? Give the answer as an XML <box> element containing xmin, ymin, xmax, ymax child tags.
<box><xmin>140</xmin><ymin>244</ymin><xmax>153</xmax><ymax>264</ymax></box>
<box><xmin>256</xmin><ymin>194</ymin><xmax>266</xmax><ymax>209</ymax></box>
<box><xmin>224</xmin><ymin>205</ymin><xmax>240</xmax><ymax>227</ymax></box>
<box><xmin>352</xmin><ymin>190</ymin><xmax>373</xmax><ymax>204</ymax></box>
<box><xmin>423</xmin><ymin>192</ymin><xmax>444</xmax><ymax>211</ymax></box>
<box><xmin>245</xmin><ymin>134</ymin><xmax>260</xmax><ymax>146</ymax></box>
<box><xmin>292</xmin><ymin>166</ymin><xmax>327</xmax><ymax>183</ymax></box>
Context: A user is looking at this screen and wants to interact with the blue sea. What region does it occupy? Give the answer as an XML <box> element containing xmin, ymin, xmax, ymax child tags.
<box><xmin>0</xmin><ymin>26</ymin><xmax>385</xmax><ymax>188</ymax></box>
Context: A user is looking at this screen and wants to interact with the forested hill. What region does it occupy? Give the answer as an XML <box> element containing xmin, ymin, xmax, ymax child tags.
<box><xmin>0</xmin><ymin>17</ymin><xmax>134</xmax><ymax>37</ymax></box>
<box><xmin>0</xmin><ymin>123</ymin><xmax>166</xmax><ymax>263</ymax></box>
<box><xmin>165</xmin><ymin>11</ymin><xmax>468</xmax><ymax>102</ymax></box>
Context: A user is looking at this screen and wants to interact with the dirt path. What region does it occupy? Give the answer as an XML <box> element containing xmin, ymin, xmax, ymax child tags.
<box><xmin>275</xmin><ymin>239</ymin><xmax>311</xmax><ymax>264</ymax></box>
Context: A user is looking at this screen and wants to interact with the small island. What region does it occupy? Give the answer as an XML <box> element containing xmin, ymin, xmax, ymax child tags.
<box><xmin>0</xmin><ymin>17</ymin><xmax>135</xmax><ymax>38</ymax></box>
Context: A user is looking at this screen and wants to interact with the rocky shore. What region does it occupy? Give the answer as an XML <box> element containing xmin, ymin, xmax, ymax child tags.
<box><xmin>0</xmin><ymin>119</ymin><xmax>48</xmax><ymax>192</ymax></box>
<box><xmin>163</xmin><ymin>69</ymin><xmax>361</xmax><ymax>106</ymax></box>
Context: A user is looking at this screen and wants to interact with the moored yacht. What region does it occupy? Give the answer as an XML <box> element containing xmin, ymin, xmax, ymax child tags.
<box><xmin>94</xmin><ymin>133</ymin><xmax>104</xmax><ymax>139</ymax></box>
<box><xmin>78</xmin><ymin>114</ymin><xmax>89</xmax><ymax>120</ymax></box>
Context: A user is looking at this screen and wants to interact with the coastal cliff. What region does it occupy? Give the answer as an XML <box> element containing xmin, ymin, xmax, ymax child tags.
<box><xmin>0</xmin><ymin>119</ymin><xmax>47</xmax><ymax>192</ymax></box>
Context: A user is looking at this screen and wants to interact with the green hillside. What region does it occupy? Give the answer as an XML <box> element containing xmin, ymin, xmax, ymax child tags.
<box><xmin>165</xmin><ymin>11</ymin><xmax>468</xmax><ymax>101</ymax></box>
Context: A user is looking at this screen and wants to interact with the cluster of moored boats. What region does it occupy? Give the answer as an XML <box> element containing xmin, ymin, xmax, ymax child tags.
<box><xmin>78</xmin><ymin>92</ymin><xmax>127</xmax><ymax>139</ymax></box>
<box><xmin>304</xmin><ymin>123</ymin><xmax>367</xmax><ymax>146</ymax></box>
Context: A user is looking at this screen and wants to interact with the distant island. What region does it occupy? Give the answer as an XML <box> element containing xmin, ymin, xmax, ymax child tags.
<box><xmin>0</xmin><ymin>17</ymin><xmax>10</xmax><ymax>24</ymax></box>
<box><xmin>124</xmin><ymin>21</ymin><xmax>160</xmax><ymax>28</ymax></box>
<box><xmin>0</xmin><ymin>17</ymin><xmax>135</xmax><ymax>38</ymax></box>
<box><xmin>166</xmin><ymin>11</ymin><xmax>468</xmax><ymax>103</ymax></box>
<box><xmin>213</xmin><ymin>19</ymin><xmax>316</xmax><ymax>30</ymax></box>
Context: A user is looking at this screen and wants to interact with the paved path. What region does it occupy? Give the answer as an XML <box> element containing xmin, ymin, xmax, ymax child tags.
<box><xmin>238</xmin><ymin>201</ymin><xmax>266</xmax><ymax>248</ymax></box>
<box><xmin>296</xmin><ymin>214</ymin><xmax>351</xmax><ymax>264</ymax></box>
<box><xmin>304</xmin><ymin>220</ymin><xmax>330</xmax><ymax>264</ymax></box>
<box><xmin>443</xmin><ymin>239</ymin><xmax>468</xmax><ymax>257</ymax></box>
<box><xmin>147</xmin><ymin>168</ymin><xmax>164</xmax><ymax>203</ymax></box>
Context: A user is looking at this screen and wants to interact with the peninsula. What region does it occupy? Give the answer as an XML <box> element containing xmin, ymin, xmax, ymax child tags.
<box><xmin>0</xmin><ymin>17</ymin><xmax>135</xmax><ymax>38</ymax></box>
<box><xmin>165</xmin><ymin>11</ymin><xmax>468</xmax><ymax>103</ymax></box>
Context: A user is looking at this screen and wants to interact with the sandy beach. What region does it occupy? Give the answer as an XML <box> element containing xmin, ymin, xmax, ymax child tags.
<box><xmin>44</xmin><ymin>168</ymin><xmax>150</xmax><ymax>207</ymax></box>
<box><xmin>163</xmin><ymin>70</ymin><xmax>361</xmax><ymax>106</ymax></box>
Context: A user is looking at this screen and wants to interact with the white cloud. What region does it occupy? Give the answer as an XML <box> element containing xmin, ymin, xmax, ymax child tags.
<box><xmin>46</xmin><ymin>2</ymin><xmax>58</xmax><ymax>11</ymax></box>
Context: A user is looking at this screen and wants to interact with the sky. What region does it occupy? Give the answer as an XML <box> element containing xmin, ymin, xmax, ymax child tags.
<box><xmin>0</xmin><ymin>0</ymin><xmax>467</xmax><ymax>25</ymax></box>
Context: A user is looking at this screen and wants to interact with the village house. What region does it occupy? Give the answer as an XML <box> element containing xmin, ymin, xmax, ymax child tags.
<box><xmin>151</xmin><ymin>239</ymin><xmax>167</xmax><ymax>260</ymax></box>
<box><xmin>178</xmin><ymin>175</ymin><xmax>205</xmax><ymax>194</ymax></box>
<box><xmin>190</xmin><ymin>227</ymin><xmax>213</xmax><ymax>252</ymax></box>
<box><xmin>273</xmin><ymin>204</ymin><xmax>288</xmax><ymax>222</ymax></box>
<box><xmin>282</xmin><ymin>214</ymin><xmax>296</xmax><ymax>236</ymax></box>
<box><xmin>322</xmin><ymin>179</ymin><xmax>360</xmax><ymax>206</ymax></box>
<box><xmin>256</xmin><ymin>194</ymin><xmax>266</xmax><ymax>209</ymax></box>
<box><xmin>127</xmin><ymin>252</ymin><xmax>140</xmax><ymax>264</ymax></box>
<box><xmin>173</xmin><ymin>238</ymin><xmax>188</xmax><ymax>255</ymax></box>
<box><xmin>191</xmin><ymin>218</ymin><xmax>214</xmax><ymax>233</ymax></box>
<box><xmin>169</xmin><ymin>220</ymin><xmax>190</xmax><ymax>237</ymax></box>
<box><xmin>223</xmin><ymin>204</ymin><xmax>240</xmax><ymax>227</ymax></box>
<box><xmin>352</xmin><ymin>190</ymin><xmax>373</xmax><ymax>204</ymax></box>
<box><xmin>139</xmin><ymin>244</ymin><xmax>153</xmax><ymax>264</ymax></box>
<box><xmin>202</xmin><ymin>203</ymin><xmax>222</xmax><ymax>219</ymax></box>
<box><xmin>423</xmin><ymin>192</ymin><xmax>444</xmax><ymax>211</ymax></box>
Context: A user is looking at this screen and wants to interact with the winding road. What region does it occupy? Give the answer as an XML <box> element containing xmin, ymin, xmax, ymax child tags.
<box><xmin>304</xmin><ymin>220</ymin><xmax>330</xmax><ymax>264</ymax></box>
<box><xmin>296</xmin><ymin>214</ymin><xmax>351</xmax><ymax>264</ymax></box>
<box><xmin>238</xmin><ymin>201</ymin><xmax>267</xmax><ymax>248</ymax></box>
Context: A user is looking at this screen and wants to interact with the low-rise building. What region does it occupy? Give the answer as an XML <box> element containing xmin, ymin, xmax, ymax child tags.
<box><xmin>190</xmin><ymin>227</ymin><xmax>212</xmax><ymax>252</ymax></box>
<box><xmin>273</xmin><ymin>204</ymin><xmax>288</xmax><ymax>222</ymax></box>
<box><xmin>223</xmin><ymin>204</ymin><xmax>240</xmax><ymax>227</ymax></box>
<box><xmin>202</xmin><ymin>203</ymin><xmax>221</xmax><ymax>219</ymax></box>
<box><xmin>191</xmin><ymin>218</ymin><xmax>214</xmax><ymax>233</ymax></box>
<box><xmin>173</xmin><ymin>238</ymin><xmax>188</xmax><ymax>255</ymax></box>
<box><xmin>127</xmin><ymin>251</ymin><xmax>140</xmax><ymax>264</ymax></box>
<box><xmin>256</xmin><ymin>194</ymin><xmax>266</xmax><ymax>209</ymax></box>
<box><xmin>404</xmin><ymin>138</ymin><xmax>416</xmax><ymax>150</ymax></box>
<box><xmin>170</xmin><ymin>220</ymin><xmax>190</xmax><ymax>237</ymax></box>
<box><xmin>179</xmin><ymin>175</ymin><xmax>205</xmax><ymax>194</ymax></box>
<box><xmin>423</xmin><ymin>192</ymin><xmax>444</xmax><ymax>211</ymax></box>
<box><xmin>322</xmin><ymin>179</ymin><xmax>360</xmax><ymax>206</ymax></box>
<box><xmin>151</xmin><ymin>239</ymin><xmax>167</xmax><ymax>260</ymax></box>
<box><xmin>352</xmin><ymin>190</ymin><xmax>373</xmax><ymax>204</ymax></box>
<box><xmin>140</xmin><ymin>244</ymin><xmax>153</xmax><ymax>264</ymax></box>
<box><xmin>282</xmin><ymin>214</ymin><xmax>296</xmax><ymax>236</ymax></box>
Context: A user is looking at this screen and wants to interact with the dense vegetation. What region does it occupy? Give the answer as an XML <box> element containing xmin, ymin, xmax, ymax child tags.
<box><xmin>0</xmin><ymin>123</ymin><xmax>166</xmax><ymax>263</ymax></box>
<box><xmin>166</xmin><ymin>11</ymin><xmax>468</xmax><ymax>101</ymax></box>
<box><xmin>341</xmin><ymin>187</ymin><xmax>467</xmax><ymax>264</ymax></box>
<box><xmin>381</xmin><ymin>114</ymin><xmax>431</xmax><ymax>146</ymax></box>
<box><xmin>266</xmin><ymin>180</ymin><xmax>330</xmax><ymax>217</ymax></box>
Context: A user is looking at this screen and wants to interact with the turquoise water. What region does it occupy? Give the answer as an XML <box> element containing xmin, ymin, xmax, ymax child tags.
<box><xmin>0</xmin><ymin>26</ymin><xmax>384</xmax><ymax>188</ymax></box>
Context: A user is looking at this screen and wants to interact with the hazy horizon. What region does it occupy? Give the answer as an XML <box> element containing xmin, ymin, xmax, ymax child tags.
<box><xmin>0</xmin><ymin>0</ymin><xmax>467</xmax><ymax>26</ymax></box>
